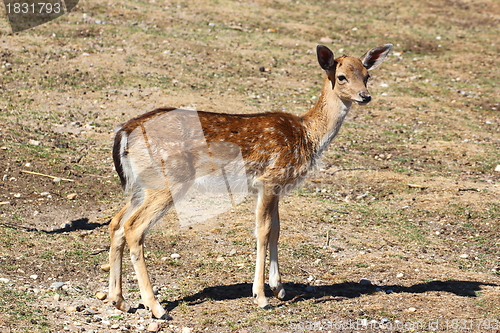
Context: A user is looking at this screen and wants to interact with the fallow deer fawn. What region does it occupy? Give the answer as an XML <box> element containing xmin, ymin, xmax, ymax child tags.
<box><xmin>108</xmin><ymin>43</ymin><xmax>392</xmax><ymax>319</ymax></box>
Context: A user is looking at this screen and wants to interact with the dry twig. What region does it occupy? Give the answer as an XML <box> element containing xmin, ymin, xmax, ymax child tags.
<box><xmin>327</xmin><ymin>208</ymin><xmax>349</xmax><ymax>214</ymax></box>
<box><xmin>327</xmin><ymin>167</ymin><xmax>376</xmax><ymax>175</ymax></box>
<box><xmin>21</xmin><ymin>170</ymin><xmax>74</xmax><ymax>182</ymax></box>
<box><xmin>458</xmin><ymin>187</ymin><xmax>480</xmax><ymax>192</ymax></box>
<box><xmin>90</xmin><ymin>248</ymin><xmax>109</xmax><ymax>256</ymax></box>
<box><xmin>311</xmin><ymin>296</ymin><xmax>346</xmax><ymax>303</ymax></box>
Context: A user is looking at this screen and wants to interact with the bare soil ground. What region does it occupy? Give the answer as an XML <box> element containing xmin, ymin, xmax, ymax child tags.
<box><xmin>0</xmin><ymin>0</ymin><xmax>499</xmax><ymax>332</ymax></box>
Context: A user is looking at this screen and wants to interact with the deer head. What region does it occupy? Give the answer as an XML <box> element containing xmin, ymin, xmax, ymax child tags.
<box><xmin>316</xmin><ymin>44</ymin><xmax>393</xmax><ymax>105</ymax></box>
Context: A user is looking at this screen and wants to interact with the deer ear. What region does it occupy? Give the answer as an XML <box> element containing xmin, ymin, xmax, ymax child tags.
<box><xmin>359</xmin><ymin>44</ymin><xmax>393</xmax><ymax>70</ymax></box>
<box><xmin>316</xmin><ymin>45</ymin><xmax>335</xmax><ymax>71</ymax></box>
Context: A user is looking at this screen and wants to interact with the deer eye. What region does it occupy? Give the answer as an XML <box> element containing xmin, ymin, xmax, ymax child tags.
<box><xmin>337</xmin><ymin>75</ymin><xmax>347</xmax><ymax>82</ymax></box>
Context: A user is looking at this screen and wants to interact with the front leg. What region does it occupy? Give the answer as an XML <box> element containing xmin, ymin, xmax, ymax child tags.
<box><xmin>108</xmin><ymin>204</ymin><xmax>131</xmax><ymax>313</ymax></box>
<box><xmin>253</xmin><ymin>186</ymin><xmax>281</xmax><ymax>308</ymax></box>
<box><xmin>253</xmin><ymin>231</ymin><xmax>270</xmax><ymax>308</ymax></box>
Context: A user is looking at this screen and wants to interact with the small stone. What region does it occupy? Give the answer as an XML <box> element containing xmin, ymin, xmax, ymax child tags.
<box><xmin>408</xmin><ymin>307</ymin><xmax>417</xmax><ymax>312</ymax></box>
<box><xmin>148</xmin><ymin>322</ymin><xmax>160</xmax><ymax>332</ymax></box>
<box><xmin>0</xmin><ymin>278</ymin><xmax>10</xmax><ymax>284</ymax></box>
<box><xmin>50</xmin><ymin>282</ymin><xmax>65</xmax><ymax>290</ymax></box>
<box><xmin>320</xmin><ymin>37</ymin><xmax>334</xmax><ymax>43</ymax></box>
<box><xmin>101</xmin><ymin>264</ymin><xmax>110</xmax><ymax>272</ymax></box>
<box><xmin>216</xmin><ymin>256</ymin><xmax>224</xmax><ymax>262</ymax></box>
<box><xmin>66</xmin><ymin>306</ymin><xmax>77</xmax><ymax>313</ymax></box>
<box><xmin>229</xmin><ymin>249</ymin><xmax>237</xmax><ymax>256</ymax></box>
<box><xmin>110</xmin><ymin>324</ymin><xmax>120</xmax><ymax>329</ymax></box>
<box><xmin>359</xmin><ymin>278</ymin><xmax>372</xmax><ymax>286</ymax></box>
<box><xmin>30</xmin><ymin>274</ymin><xmax>38</xmax><ymax>280</ymax></box>
<box><xmin>53</xmin><ymin>294</ymin><xmax>62</xmax><ymax>301</ymax></box>
<box><xmin>95</xmin><ymin>291</ymin><xmax>107</xmax><ymax>300</ymax></box>
<box><xmin>495</xmin><ymin>165</ymin><xmax>500</xmax><ymax>172</ymax></box>
<box><xmin>28</xmin><ymin>139</ymin><xmax>41</xmax><ymax>146</ymax></box>
<box><xmin>170</xmin><ymin>253</ymin><xmax>180</xmax><ymax>259</ymax></box>
<box><xmin>136</xmin><ymin>308</ymin><xmax>149</xmax><ymax>317</ymax></box>
<box><xmin>396</xmin><ymin>273</ymin><xmax>404</xmax><ymax>278</ymax></box>
<box><xmin>66</xmin><ymin>193</ymin><xmax>78</xmax><ymax>200</ymax></box>
<box><xmin>181</xmin><ymin>327</ymin><xmax>193</xmax><ymax>333</ymax></box>
<box><xmin>53</xmin><ymin>177</ymin><xmax>62</xmax><ymax>183</ymax></box>
<box><xmin>460</xmin><ymin>254</ymin><xmax>469</xmax><ymax>259</ymax></box>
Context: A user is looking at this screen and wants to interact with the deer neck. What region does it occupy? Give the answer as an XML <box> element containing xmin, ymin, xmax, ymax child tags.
<box><xmin>301</xmin><ymin>76</ymin><xmax>352</xmax><ymax>156</ymax></box>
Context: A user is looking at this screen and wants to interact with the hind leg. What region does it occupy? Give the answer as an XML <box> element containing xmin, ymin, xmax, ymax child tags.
<box><xmin>268</xmin><ymin>200</ymin><xmax>285</xmax><ymax>301</ymax></box>
<box><xmin>124</xmin><ymin>189</ymin><xmax>174</xmax><ymax>319</ymax></box>
<box><xmin>108</xmin><ymin>202</ymin><xmax>132</xmax><ymax>312</ymax></box>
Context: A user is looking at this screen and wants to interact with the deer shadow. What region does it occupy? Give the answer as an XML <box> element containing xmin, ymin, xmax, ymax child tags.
<box><xmin>45</xmin><ymin>218</ymin><xmax>110</xmax><ymax>234</ymax></box>
<box><xmin>161</xmin><ymin>279</ymin><xmax>498</xmax><ymax>312</ymax></box>
<box><xmin>2</xmin><ymin>218</ymin><xmax>110</xmax><ymax>234</ymax></box>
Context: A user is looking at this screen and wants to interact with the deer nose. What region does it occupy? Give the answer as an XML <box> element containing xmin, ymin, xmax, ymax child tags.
<box><xmin>359</xmin><ymin>92</ymin><xmax>371</xmax><ymax>103</ymax></box>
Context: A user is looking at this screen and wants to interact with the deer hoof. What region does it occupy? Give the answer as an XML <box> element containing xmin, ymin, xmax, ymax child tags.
<box><xmin>274</xmin><ymin>287</ymin><xmax>286</xmax><ymax>300</ymax></box>
<box><xmin>151</xmin><ymin>302</ymin><xmax>167</xmax><ymax>319</ymax></box>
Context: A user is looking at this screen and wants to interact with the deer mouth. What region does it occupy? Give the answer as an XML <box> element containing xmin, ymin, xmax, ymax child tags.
<box><xmin>355</xmin><ymin>93</ymin><xmax>372</xmax><ymax>105</ymax></box>
<box><xmin>355</xmin><ymin>99</ymin><xmax>371</xmax><ymax>105</ymax></box>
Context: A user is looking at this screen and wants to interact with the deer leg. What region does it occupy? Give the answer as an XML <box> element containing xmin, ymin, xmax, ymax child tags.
<box><xmin>108</xmin><ymin>202</ymin><xmax>132</xmax><ymax>313</ymax></box>
<box><xmin>124</xmin><ymin>189</ymin><xmax>173</xmax><ymax>319</ymax></box>
<box><xmin>268</xmin><ymin>201</ymin><xmax>285</xmax><ymax>300</ymax></box>
<box><xmin>253</xmin><ymin>186</ymin><xmax>279</xmax><ymax>308</ymax></box>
